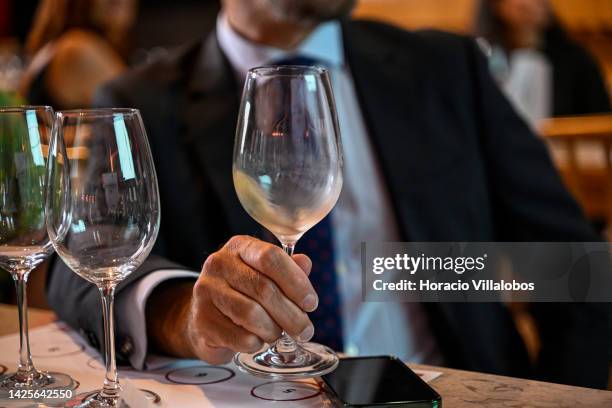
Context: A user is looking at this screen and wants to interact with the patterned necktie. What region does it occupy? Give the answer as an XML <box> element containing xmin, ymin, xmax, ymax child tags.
<box><xmin>300</xmin><ymin>215</ymin><xmax>344</xmax><ymax>351</ymax></box>
<box><xmin>265</xmin><ymin>55</ymin><xmax>344</xmax><ymax>351</ymax></box>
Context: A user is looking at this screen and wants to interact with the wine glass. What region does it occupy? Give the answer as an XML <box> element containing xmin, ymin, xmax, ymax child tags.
<box><xmin>0</xmin><ymin>106</ymin><xmax>76</xmax><ymax>396</ymax></box>
<box><xmin>46</xmin><ymin>109</ymin><xmax>160</xmax><ymax>407</ymax></box>
<box><xmin>232</xmin><ymin>65</ymin><xmax>343</xmax><ymax>379</ymax></box>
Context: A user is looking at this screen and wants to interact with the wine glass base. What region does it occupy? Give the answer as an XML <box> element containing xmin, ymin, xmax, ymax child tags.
<box><xmin>65</xmin><ymin>390</ymin><xmax>129</xmax><ymax>408</ymax></box>
<box><xmin>234</xmin><ymin>342</ymin><xmax>339</xmax><ymax>379</ymax></box>
<box><xmin>0</xmin><ymin>369</ymin><xmax>76</xmax><ymax>391</ymax></box>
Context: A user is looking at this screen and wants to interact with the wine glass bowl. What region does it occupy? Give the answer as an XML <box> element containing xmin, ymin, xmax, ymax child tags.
<box><xmin>233</xmin><ymin>65</ymin><xmax>343</xmax><ymax>245</ymax></box>
<box><xmin>0</xmin><ymin>106</ymin><xmax>53</xmax><ymax>269</ymax></box>
<box><xmin>46</xmin><ymin>108</ymin><xmax>160</xmax><ymax>407</ymax></box>
<box><xmin>232</xmin><ymin>66</ymin><xmax>343</xmax><ymax>379</ymax></box>
<box><xmin>47</xmin><ymin>109</ymin><xmax>159</xmax><ymax>287</ymax></box>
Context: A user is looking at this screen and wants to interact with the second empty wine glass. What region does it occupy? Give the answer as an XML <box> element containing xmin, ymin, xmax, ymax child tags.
<box><xmin>233</xmin><ymin>66</ymin><xmax>343</xmax><ymax>379</ymax></box>
<box><xmin>46</xmin><ymin>109</ymin><xmax>160</xmax><ymax>407</ymax></box>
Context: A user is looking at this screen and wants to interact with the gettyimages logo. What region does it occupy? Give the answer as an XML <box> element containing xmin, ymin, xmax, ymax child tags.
<box><xmin>372</xmin><ymin>253</ymin><xmax>488</xmax><ymax>275</ymax></box>
<box><xmin>363</xmin><ymin>242</ymin><xmax>612</xmax><ymax>302</ymax></box>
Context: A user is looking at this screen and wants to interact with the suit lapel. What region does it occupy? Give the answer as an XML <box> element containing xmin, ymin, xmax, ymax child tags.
<box><xmin>341</xmin><ymin>21</ymin><xmax>423</xmax><ymax>241</ymax></box>
<box><xmin>342</xmin><ymin>21</ymin><xmax>474</xmax><ymax>368</ymax></box>
<box><xmin>180</xmin><ymin>31</ymin><xmax>260</xmax><ymax>237</ymax></box>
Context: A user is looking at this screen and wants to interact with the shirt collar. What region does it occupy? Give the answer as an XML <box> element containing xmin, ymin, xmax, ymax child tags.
<box><xmin>216</xmin><ymin>13</ymin><xmax>344</xmax><ymax>81</ymax></box>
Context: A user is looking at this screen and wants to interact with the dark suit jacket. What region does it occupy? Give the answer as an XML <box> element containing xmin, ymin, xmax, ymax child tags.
<box><xmin>47</xmin><ymin>19</ymin><xmax>612</xmax><ymax>389</ymax></box>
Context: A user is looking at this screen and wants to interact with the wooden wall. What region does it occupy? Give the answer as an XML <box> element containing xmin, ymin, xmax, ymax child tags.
<box><xmin>352</xmin><ymin>0</ymin><xmax>612</xmax><ymax>95</ymax></box>
<box><xmin>353</xmin><ymin>0</ymin><xmax>478</xmax><ymax>34</ymax></box>
<box><xmin>353</xmin><ymin>0</ymin><xmax>612</xmax><ymax>33</ymax></box>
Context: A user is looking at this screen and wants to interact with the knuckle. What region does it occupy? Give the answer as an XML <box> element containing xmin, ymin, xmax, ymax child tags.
<box><xmin>242</xmin><ymin>301</ymin><xmax>262</xmax><ymax>323</ymax></box>
<box><xmin>202</xmin><ymin>252</ymin><xmax>222</xmax><ymax>274</ymax></box>
<box><xmin>226</xmin><ymin>235</ymin><xmax>249</xmax><ymax>251</ymax></box>
<box><xmin>193</xmin><ymin>276</ymin><xmax>209</xmax><ymax>296</ymax></box>
<box><xmin>260</xmin><ymin>245</ymin><xmax>283</xmax><ymax>270</ymax></box>
<box><xmin>255</xmin><ymin>277</ymin><xmax>278</xmax><ymax>304</ymax></box>
<box><xmin>242</xmin><ymin>334</ymin><xmax>262</xmax><ymax>352</ymax></box>
<box><xmin>193</xmin><ymin>274</ymin><xmax>221</xmax><ymax>301</ymax></box>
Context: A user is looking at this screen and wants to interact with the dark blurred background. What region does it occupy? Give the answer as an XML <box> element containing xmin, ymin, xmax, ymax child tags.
<box><xmin>2</xmin><ymin>1</ymin><xmax>610</xmax><ymax>93</ymax></box>
<box><xmin>4</xmin><ymin>0</ymin><xmax>221</xmax><ymax>49</ymax></box>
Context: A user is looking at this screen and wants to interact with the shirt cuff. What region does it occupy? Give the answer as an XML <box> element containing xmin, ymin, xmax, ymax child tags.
<box><xmin>116</xmin><ymin>269</ymin><xmax>199</xmax><ymax>369</ymax></box>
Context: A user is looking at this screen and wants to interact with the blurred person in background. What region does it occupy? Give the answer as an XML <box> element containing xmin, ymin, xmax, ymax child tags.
<box><xmin>476</xmin><ymin>0</ymin><xmax>611</xmax><ymax>126</ymax></box>
<box><xmin>18</xmin><ymin>0</ymin><xmax>137</xmax><ymax>109</ymax></box>
<box><xmin>47</xmin><ymin>0</ymin><xmax>611</xmax><ymax>390</ymax></box>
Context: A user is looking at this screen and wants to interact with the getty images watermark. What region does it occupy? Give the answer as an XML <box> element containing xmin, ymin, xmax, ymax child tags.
<box><xmin>362</xmin><ymin>242</ymin><xmax>612</xmax><ymax>302</ymax></box>
<box><xmin>371</xmin><ymin>252</ymin><xmax>534</xmax><ymax>291</ymax></box>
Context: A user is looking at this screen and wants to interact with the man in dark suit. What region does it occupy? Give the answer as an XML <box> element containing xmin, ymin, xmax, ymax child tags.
<box><xmin>47</xmin><ymin>0</ymin><xmax>611</xmax><ymax>389</ymax></box>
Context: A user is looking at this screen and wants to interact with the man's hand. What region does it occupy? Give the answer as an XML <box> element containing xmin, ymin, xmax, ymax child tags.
<box><xmin>146</xmin><ymin>236</ymin><xmax>317</xmax><ymax>364</ymax></box>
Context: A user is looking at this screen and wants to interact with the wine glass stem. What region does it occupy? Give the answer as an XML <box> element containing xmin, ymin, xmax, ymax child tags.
<box><xmin>99</xmin><ymin>285</ymin><xmax>121</xmax><ymax>400</ymax></box>
<box><xmin>277</xmin><ymin>243</ymin><xmax>299</xmax><ymax>356</ymax></box>
<box><xmin>12</xmin><ymin>269</ymin><xmax>36</xmax><ymax>378</ymax></box>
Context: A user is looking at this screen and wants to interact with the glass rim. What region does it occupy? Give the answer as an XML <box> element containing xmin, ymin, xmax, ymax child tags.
<box><xmin>0</xmin><ymin>105</ymin><xmax>54</xmax><ymax>113</ymax></box>
<box><xmin>248</xmin><ymin>65</ymin><xmax>327</xmax><ymax>78</ymax></box>
<box><xmin>57</xmin><ymin>108</ymin><xmax>140</xmax><ymax>118</ymax></box>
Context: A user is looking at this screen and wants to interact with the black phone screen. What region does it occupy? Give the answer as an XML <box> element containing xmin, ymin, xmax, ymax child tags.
<box><xmin>320</xmin><ymin>356</ymin><xmax>441</xmax><ymax>407</ymax></box>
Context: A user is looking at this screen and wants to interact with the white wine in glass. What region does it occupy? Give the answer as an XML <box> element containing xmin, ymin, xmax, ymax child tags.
<box><xmin>233</xmin><ymin>65</ymin><xmax>343</xmax><ymax>379</ymax></box>
<box><xmin>46</xmin><ymin>109</ymin><xmax>160</xmax><ymax>407</ymax></box>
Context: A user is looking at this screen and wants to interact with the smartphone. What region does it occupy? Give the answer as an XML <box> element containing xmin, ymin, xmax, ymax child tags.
<box><xmin>319</xmin><ymin>356</ymin><xmax>442</xmax><ymax>408</ymax></box>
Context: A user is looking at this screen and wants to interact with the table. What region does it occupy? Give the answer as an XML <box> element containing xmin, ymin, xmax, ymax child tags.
<box><xmin>1</xmin><ymin>304</ymin><xmax>611</xmax><ymax>407</ymax></box>
<box><xmin>0</xmin><ymin>304</ymin><xmax>56</xmax><ymax>336</ymax></box>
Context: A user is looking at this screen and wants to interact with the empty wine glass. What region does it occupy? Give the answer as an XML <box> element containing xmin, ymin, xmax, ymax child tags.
<box><xmin>46</xmin><ymin>109</ymin><xmax>160</xmax><ymax>407</ymax></box>
<box><xmin>0</xmin><ymin>106</ymin><xmax>76</xmax><ymax>396</ymax></box>
<box><xmin>232</xmin><ymin>66</ymin><xmax>343</xmax><ymax>379</ymax></box>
